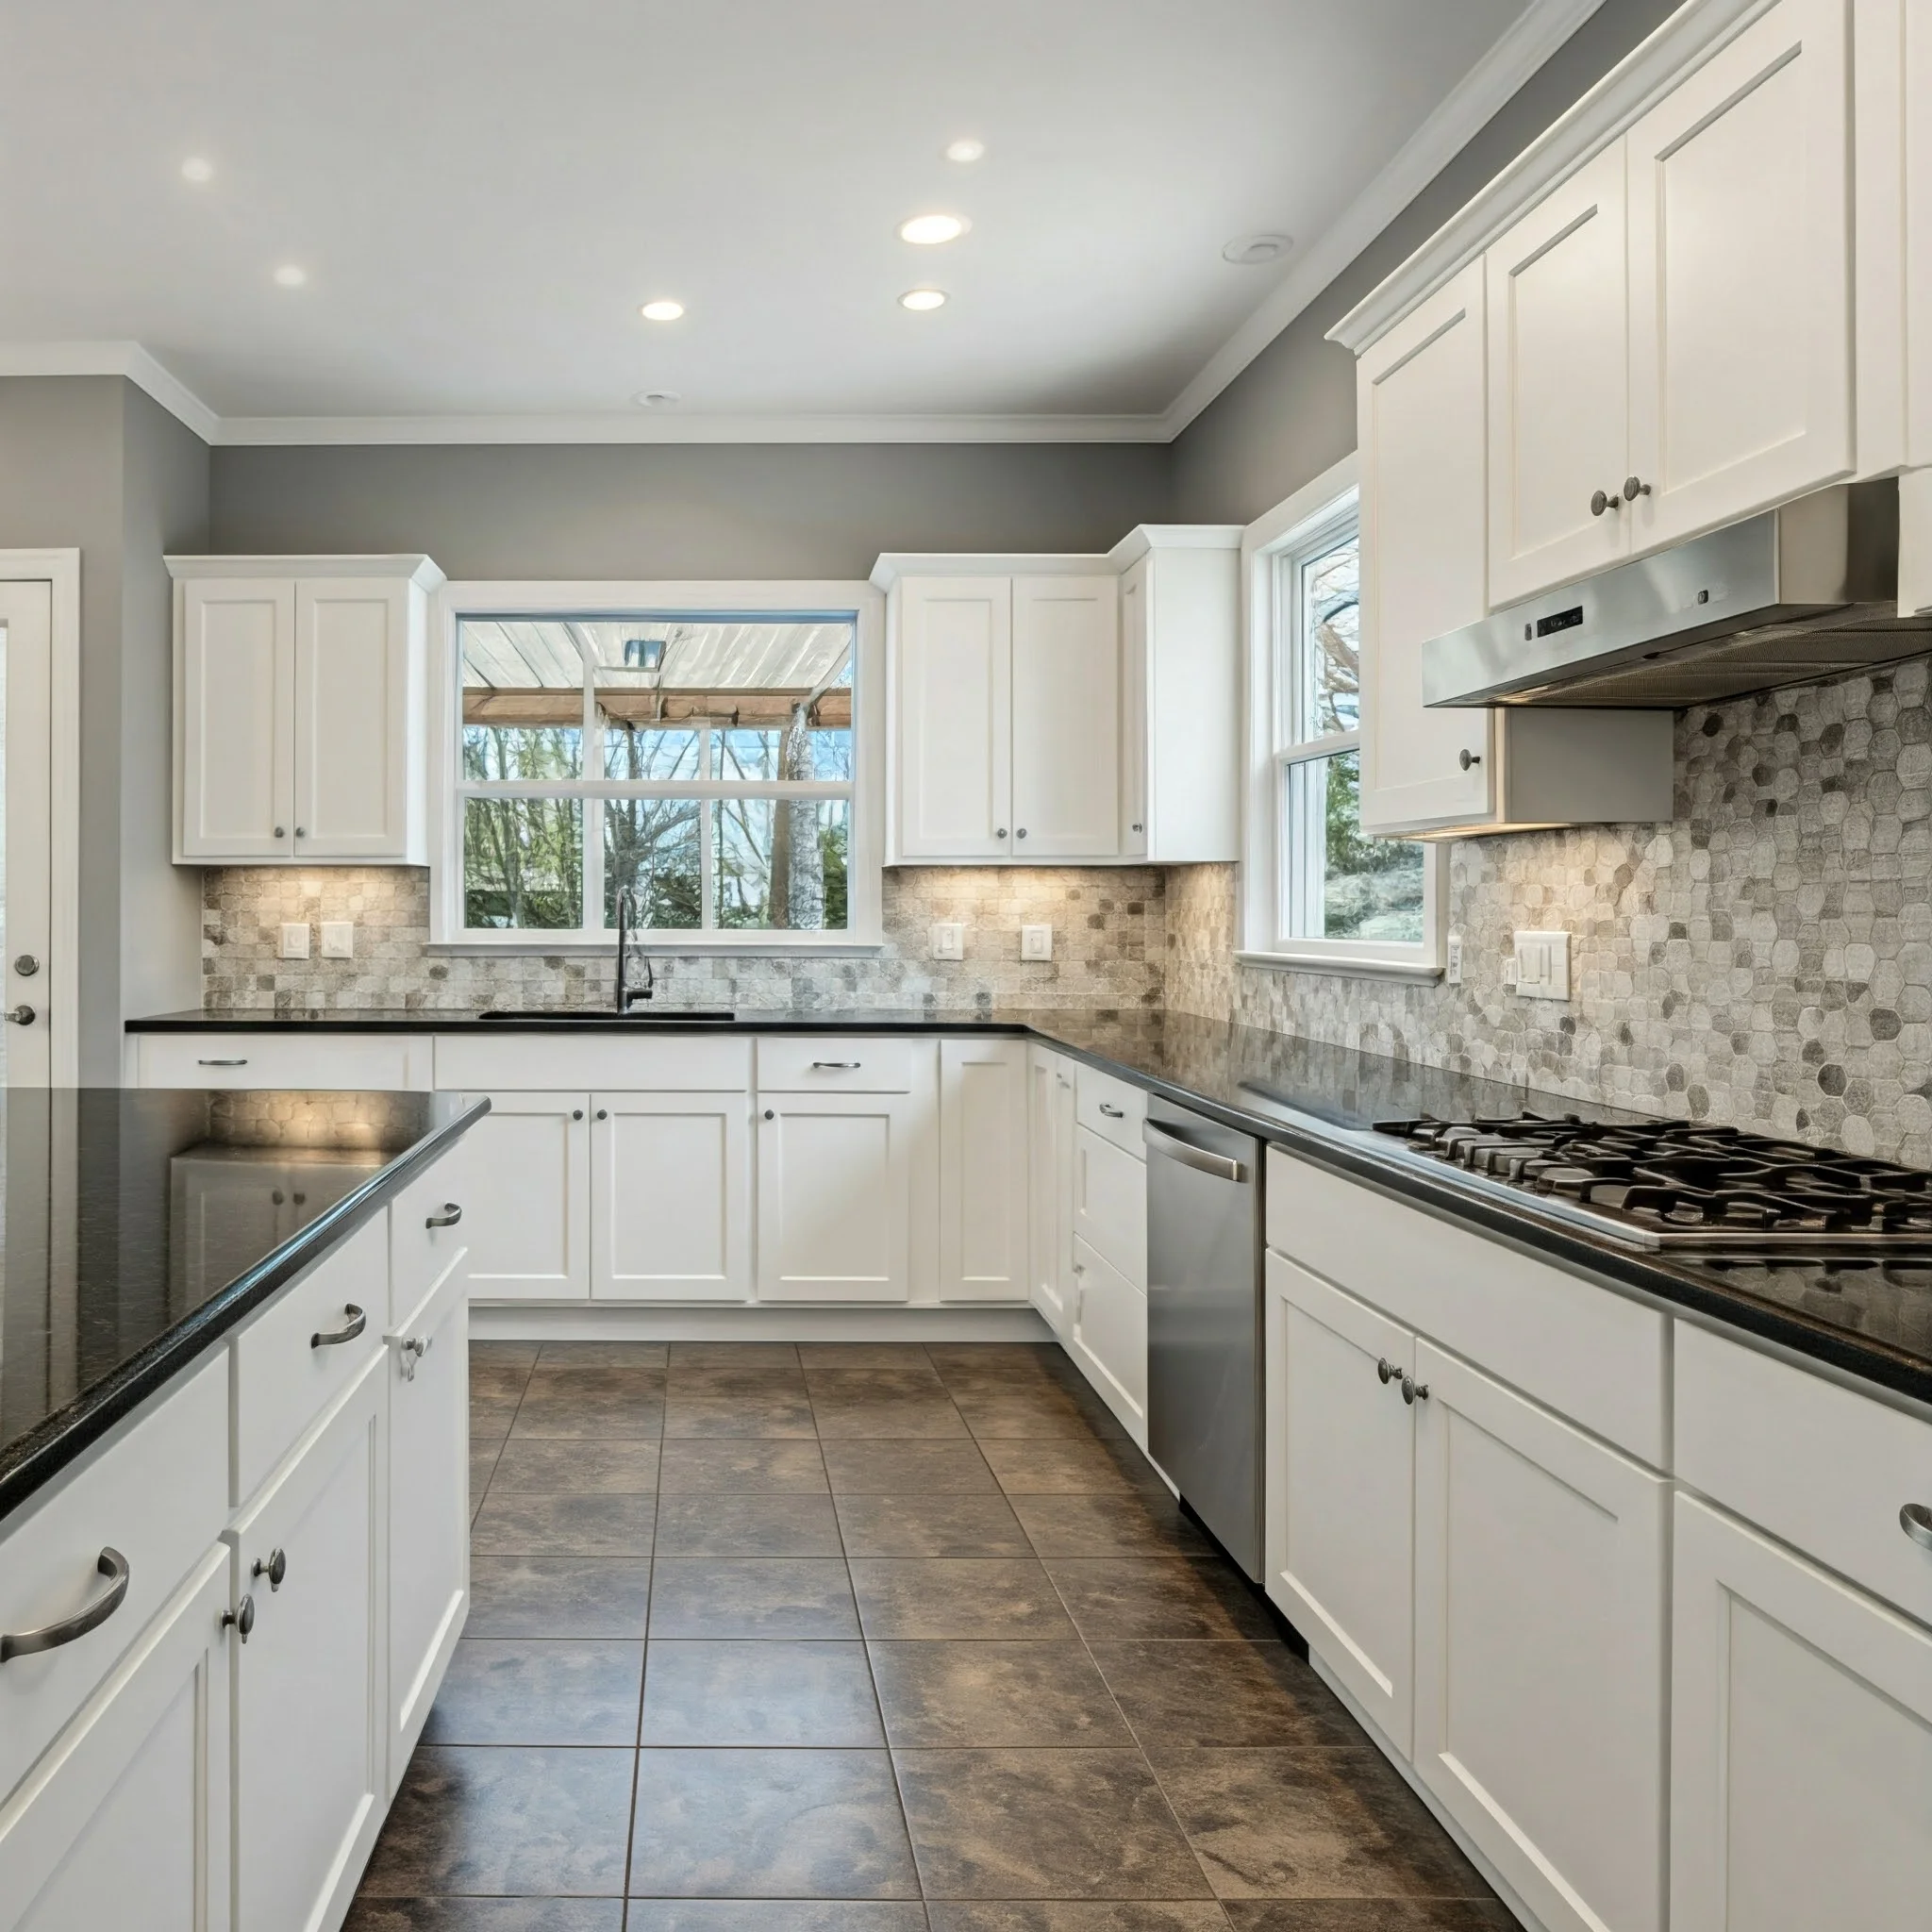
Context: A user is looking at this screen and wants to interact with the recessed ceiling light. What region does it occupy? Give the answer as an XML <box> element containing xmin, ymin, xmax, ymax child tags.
<box><xmin>273</xmin><ymin>263</ymin><xmax>308</xmax><ymax>288</ymax></box>
<box><xmin>944</xmin><ymin>138</ymin><xmax>985</xmax><ymax>164</ymax></box>
<box><xmin>640</xmin><ymin>299</ymin><xmax>685</xmax><ymax>322</ymax></box>
<box><xmin>899</xmin><ymin>213</ymin><xmax>969</xmax><ymax>246</ymax></box>
<box><xmin>180</xmin><ymin>157</ymin><xmax>214</xmax><ymax>184</ymax></box>
<box><xmin>1222</xmin><ymin>233</ymin><xmax>1293</xmax><ymax>266</ymax></box>
<box><xmin>633</xmin><ymin>390</ymin><xmax>681</xmax><ymax>408</ymax></box>
<box><xmin>899</xmin><ymin>288</ymin><xmax>947</xmax><ymax>311</ymax></box>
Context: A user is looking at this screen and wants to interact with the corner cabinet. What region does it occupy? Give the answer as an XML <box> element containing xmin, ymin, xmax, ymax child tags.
<box><xmin>170</xmin><ymin>555</ymin><xmax>443</xmax><ymax>865</ymax></box>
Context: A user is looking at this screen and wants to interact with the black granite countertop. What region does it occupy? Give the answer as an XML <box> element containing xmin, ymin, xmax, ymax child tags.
<box><xmin>126</xmin><ymin>1006</ymin><xmax>1932</xmax><ymax>1408</ymax></box>
<box><xmin>0</xmin><ymin>1087</ymin><xmax>487</xmax><ymax>1526</ymax></box>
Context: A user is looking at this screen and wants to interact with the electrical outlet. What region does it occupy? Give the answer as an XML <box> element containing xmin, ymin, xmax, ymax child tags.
<box><xmin>929</xmin><ymin>922</ymin><xmax>965</xmax><ymax>961</ymax></box>
<box><xmin>1020</xmin><ymin>924</ymin><xmax>1053</xmax><ymax>961</ymax></box>
<box><xmin>320</xmin><ymin>921</ymin><xmax>355</xmax><ymax>959</ymax></box>
<box><xmin>1513</xmin><ymin>928</ymin><xmax>1571</xmax><ymax>1000</ymax></box>
<box><xmin>1502</xmin><ymin>956</ymin><xmax>1520</xmax><ymax>989</ymax></box>
<box><xmin>1445</xmin><ymin>933</ymin><xmax>1463</xmax><ymax>985</ymax></box>
<box><xmin>278</xmin><ymin>922</ymin><xmax>310</xmax><ymax>960</ymax></box>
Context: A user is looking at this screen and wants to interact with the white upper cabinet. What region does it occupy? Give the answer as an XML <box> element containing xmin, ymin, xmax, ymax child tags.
<box><xmin>171</xmin><ymin>555</ymin><xmax>442</xmax><ymax>865</ymax></box>
<box><xmin>1010</xmin><ymin>575</ymin><xmax>1120</xmax><ymax>858</ymax></box>
<box><xmin>894</xmin><ymin>576</ymin><xmax>1013</xmax><ymax>858</ymax></box>
<box><xmin>1486</xmin><ymin>142</ymin><xmax>1634</xmax><ymax>606</ymax></box>
<box><xmin>1625</xmin><ymin>0</ymin><xmax>1853</xmax><ymax>550</ymax></box>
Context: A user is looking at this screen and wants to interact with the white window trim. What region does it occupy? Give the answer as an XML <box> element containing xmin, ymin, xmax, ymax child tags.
<box><xmin>429</xmin><ymin>578</ymin><xmax>887</xmax><ymax>954</ymax></box>
<box><xmin>1239</xmin><ymin>456</ymin><xmax>1444</xmax><ymax>980</ymax></box>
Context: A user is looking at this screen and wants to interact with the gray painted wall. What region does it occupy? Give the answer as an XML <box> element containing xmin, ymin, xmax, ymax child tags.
<box><xmin>208</xmin><ymin>441</ymin><xmax>1174</xmax><ymax>578</ymax></box>
<box><xmin>1170</xmin><ymin>0</ymin><xmax>1682</xmax><ymax>524</ymax></box>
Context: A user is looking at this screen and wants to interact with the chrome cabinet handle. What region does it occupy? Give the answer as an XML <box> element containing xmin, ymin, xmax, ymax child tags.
<box><xmin>1098</xmin><ymin>1103</ymin><xmax>1125</xmax><ymax>1119</ymax></box>
<box><xmin>310</xmin><ymin>1305</ymin><xmax>366</xmax><ymax>1349</ymax></box>
<box><xmin>1903</xmin><ymin>1504</ymin><xmax>1932</xmax><ymax>1553</ymax></box>
<box><xmin>224</xmin><ymin>1594</ymin><xmax>256</xmax><ymax>1642</ymax></box>
<box><xmin>1376</xmin><ymin>1357</ymin><xmax>1396</xmax><ymax>1385</ymax></box>
<box><xmin>811</xmin><ymin>1060</ymin><xmax>861</xmax><ymax>1070</ymax></box>
<box><xmin>1591</xmin><ymin>487</ymin><xmax>1622</xmax><ymax>517</ymax></box>
<box><xmin>1623</xmin><ymin>475</ymin><xmax>1651</xmax><ymax>502</ymax></box>
<box><xmin>399</xmin><ymin>1335</ymin><xmax>432</xmax><ymax>1381</ymax></box>
<box><xmin>197</xmin><ymin>1057</ymin><xmax>248</xmax><ymax>1066</ymax></box>
<box><xmin>1401</xmin><ymin>1374</ymin><xmax>1430</xmax><ymax>1406</ymax></box>
<box><xmin>1458</xmin><ymin>749</ymin><xmax>1482</xmax><ymax>771</ymax></box>
<box><xmin>1</xmin><ymin>1547</ymin><xmax>130</xmax><ymax>1662</ymax></box>
<box><xmin>4</xmin><ymin>1006</ymin><xmax>34</xmax><ymax>1025</ymax></box>
<box><xmin>425</xmin><ymin>1203</ymin><xmax>462</xmax><ymax>1228</ymax></box>
<box><xmin>252</xmin><ymin>1547</ymin><xmax>287</xmax><ymax>1592</ymax></box>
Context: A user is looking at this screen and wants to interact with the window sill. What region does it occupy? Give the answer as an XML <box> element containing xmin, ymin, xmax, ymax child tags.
<box><xmin>1235</xmin><ymin>948</ymin><xmax>1444</xmax><ymax>985</ymax></box>
<box><xmin>430</xmin><ymin>935</ymin><xmax>885</xmax><ymax>959</ymax></box>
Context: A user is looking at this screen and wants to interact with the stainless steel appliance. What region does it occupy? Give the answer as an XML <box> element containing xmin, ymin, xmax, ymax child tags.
<box><xmin>1144</xmin><ymin>1096</ymin><xmax>1265</xmax><ymax>1580</ymax></box>
<box><xmin>1370</xmin><ymin>1114</ymin><xmax>1932</xmax><ymax>1256</ymax></box>
<box><xmin>1424</xmin><ymin>478</ymin><xmax>1931</xmax><ymax>710</ymax></box>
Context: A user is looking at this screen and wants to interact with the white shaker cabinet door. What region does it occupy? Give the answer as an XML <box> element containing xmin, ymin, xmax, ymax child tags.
<box><xmin>1412</xmin><ymin>1341</ymin><xmax>1668</xmax><ymax>1932</ymax></box>
<box><xmin>1670</xmin><ymin>1493</ymin><xmax>1932</xmax><ymax>1932</ymax></box>
<box><xmin>592</xmin><ymin>1091</ymin><xmax>752</xmax><ymax>1301</ymax></box>
<box><xmin>1486</xmin><ymin>142</ymin><xmax>1633</xmax><ymax>605</ymax></box>
<box><xmin>1625</xmin><ymin>0</ymin><xmax>1853</xmax><ymax>550</ymax></box>
<box><xmin>178</xmin><ymin>577</ymin><xmax>294</xmax><ymax>860</ymax></box>
<box><xmin>757</xmin><ymin>1094</ymin><xmax>913</xmax><ymax>1301</ymax></box>
<box><xmin>1117</xmin><ymin>558</ymin><xmax>1149</xmax><ymax>858</ymax></box>
<box><xmin>938</xmin><ymin>1037</ymin><xmax>1029</xmax><ymax>1302</ymax></box>
<box><xmin>1026</xmin><ymin>1048</ymin><xmax>1074</xmax><ymax>1335</ymax></box>
<box><xmin>1262</xmin><ymin>1252</ymin><xmax>1417</xmax><ymax>1755</ymax></box>
<box><xmin>0</xmin><ymin>1549</ymin><xmax>231</xmax><ymax>1932</ymax></box>
<box><xmin>292</xmin><ymin>576</ymin><xmax>415</xmax><ymax>859</ymax></box>
<box><xmin>1010</xmin><ymin>575</ymin><xmax>1120</xmax><ymax>858</ymax></box>
<box><xmin>460</xmin><ymin>1093</ymin><xmax>591</xmax><ymax>1300</ymax></box>
<box><xmin>895</xmin><ymin>577</ymin><xmax>1012</xmax><ymax>858</ymax></box>
<box><xmin>1068</xmin><ymin>1236</ymin><xmax>1146</xmax><ymax>1444</ymax></box>
<box><xmin>1357</xmin><ymin>258</ymin><xmax>1493</xmax><ymax>832</ymax></box>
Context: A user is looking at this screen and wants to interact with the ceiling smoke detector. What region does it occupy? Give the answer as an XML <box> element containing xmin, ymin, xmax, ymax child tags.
<box><xmin>633</xmin><ymin>390</ymin><xmax>680</xmax><ymax>408</ymax></box>
<box><xmin>1222</xmin><ymin>233</ymin><xmax>1293</xmax><ymax>266</ymax></box>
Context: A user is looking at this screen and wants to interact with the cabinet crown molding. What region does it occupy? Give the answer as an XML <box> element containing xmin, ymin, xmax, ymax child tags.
<box><xmin>1328</xmin><ymin>0</ymin><xmax>1780</xmax><ymax>356</ymax></box>
<box><xmin>165</xmin><ymin>553</ymin><xmax>446</xmax><ymax>591</ymax></box>
<box><xmin>870</xmin><ymin>523</ymin><xmax>1243</xmax><ymax>590</ymax></box>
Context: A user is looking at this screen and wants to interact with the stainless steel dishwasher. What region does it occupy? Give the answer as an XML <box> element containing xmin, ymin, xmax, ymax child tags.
<box><xmin>1144</xmin><ymin>1094</ymin><xmax>1265</xmax><ymax>1580</ymax></box>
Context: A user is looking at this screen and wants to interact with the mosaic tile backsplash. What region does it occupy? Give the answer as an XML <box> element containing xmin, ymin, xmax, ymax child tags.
<box><xmin>201</xmin><ymin>866</ymin><xmax>1166</xmax><ymax>1014</ymax></box>
<box><xmin>1166</xmin><ymin>660</ymin><xmax>1932</xmax><ymax>1169</ymax></box>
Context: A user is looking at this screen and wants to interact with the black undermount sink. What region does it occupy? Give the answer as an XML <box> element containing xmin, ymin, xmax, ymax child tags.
<box><xmin>476</xmin><ymin>1008</ymin><xmax>738</xmax><ymax>1024</ymax></box>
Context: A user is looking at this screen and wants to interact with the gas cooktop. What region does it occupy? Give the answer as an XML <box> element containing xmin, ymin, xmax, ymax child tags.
<box><xmin>1368</xmin><ymin>1113</ymin><xmax>1932</xmax><ymax>1254</ymax></box>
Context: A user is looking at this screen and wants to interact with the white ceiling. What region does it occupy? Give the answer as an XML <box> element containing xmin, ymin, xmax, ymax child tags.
<box><xmin>0</xmin><ymin>0</ymin><xmax>1596</xmax><ymax>441</ymax></box>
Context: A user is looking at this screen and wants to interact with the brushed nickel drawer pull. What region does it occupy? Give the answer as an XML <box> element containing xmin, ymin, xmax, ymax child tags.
<box><xmin>310</xmin><ymin>1305</ymin><xmax>366</xmax><ymax>1349</ymax></box>
<box><xmin>1098</xmin><ymin>1103</ymin><xmax>1125</xmax><ymax>1119</ymax></box>
<box><xmin>2</xmin><ymin>1548</ymin><xmax>130</xmax><ymax>1662</ymax></box>
<box><xmin>425</xmin><ymin>1203</ymin><xmax>463</xmax><ymax>1228</ymax></box>
<box><xmin>197</xmin><ymin>1057</ymin><xmax>248</xmax><ymax>1066</ymax></box>
<box><xmin>1903</xmin><ymin>1503</ymin><xmax>1932</xmax><ymax>1553</ymax></box>
<box><xmin>811</xmin><ymin>1060</ymin><xmax>862</xmax><ymax>1070</ymax></box>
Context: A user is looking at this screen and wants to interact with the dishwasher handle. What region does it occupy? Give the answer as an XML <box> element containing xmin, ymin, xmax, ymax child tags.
<box><xmin>1142</xmin><ymin>1119</ymin><xmax>1248</xmax><ymax>1184</ymax></box>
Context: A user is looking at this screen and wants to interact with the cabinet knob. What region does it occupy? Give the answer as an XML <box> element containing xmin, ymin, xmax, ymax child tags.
<box><xmin>294</xmin><ymin>826</ymin><xmax>306</xmax><ymax>839</ymax></box>
<box><xmin>1400</xmin><ymin>1374</ymin><xmax>1430</xmax><ymax>1406</ymax></box>
<box><xmin>4</xmin><ymin>1006</ymin><xmax>34</xmax><ymax>1026</ymax></box>
<box><xmin>1130</xmin><ymin>823</ymin><xmax>1143</xmax><ymax>834</ymax></box>
<box><xmin>1376</xmin><ymin>1357</ymin><xmax>1396</xmax><ymax>1385</ymax></box>
<box><xmin>399</xmin><ymin>1335</ymin><xmax>431</xmax><ymax>1381</ymax></box>
<box><xmin>1903</xmin><ymin>1503</ymin><xmax>1932</xmax><ymax>1553</ymax></box>
<box><xmin>1457</xmin><ymin>749</ymin><xmax>1482</xmax><ymax>771</ymax></box>
<box><xmin>252</xmin><ymin>1547</ymin><xmax>287</xmax><ymax>1592</ymax></box>
<box><xmin>572</xmin><ymin>1108</ymin><xmax>584</xmax><ymax>1121</ymax></box>
<box><xmin>1016</xmin><ymin>827</ymin><xmax>1027</xmax><ymax>840</ymax></box>
<box><xmin>595</xmin><ymin>1108</ymin><xmax>608</xmax><ymax>1121</ymax></box>
<box><xmin>995</xmin><ymin>827</ymin><xmax>1008</xmax><ymax>839</ymax></box>
<box><xmin>274</xmin><ymin>826</ymin><xmax>285</xmax><ymax>839</ymax></box>
<box><xmin>1623</xmin><ymin>475</ymin><xmax>1651</xmax><ymax>502</ymax></box>
<box><xmin>12</xmin><ymin>954</ymin><xmax>38</xmax><ymax>977</ymax></box>
<box><xmin>224</xmin><ymin>1594</ymin><xmax>256</xmax><ymax>1642</ymax></box>
<box><xmin>763</xmin><ymin>1108</ymin><xmax>775</xmax><ymax>1122</ymax></box>
<box><xmin>1590</xmin><ymin>487</ymin><xmax>1623</xmax><ymax>517</ymax></box>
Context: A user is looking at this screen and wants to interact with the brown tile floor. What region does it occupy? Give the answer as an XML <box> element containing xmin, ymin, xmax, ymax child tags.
<box><xmin>349</xmin><ymin>1341</ymin><xmax>1513</xmax><ymax>1930</ymax></box>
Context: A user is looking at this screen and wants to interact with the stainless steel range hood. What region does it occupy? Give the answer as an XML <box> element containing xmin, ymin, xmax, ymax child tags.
<box><xmin>1424</xmin><ymin>480</ymin><xmax>1932</xmax><ymax>708</ymax></box>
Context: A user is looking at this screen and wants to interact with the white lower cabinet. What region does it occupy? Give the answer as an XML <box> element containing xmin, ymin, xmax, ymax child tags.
<box><xmin>1068</xmin><ymin>1236</ymin><xmax>1146</xmax><ymax>1441</ymax></box>
<box><xmin>593</xmin><ymin>1091</ymin><xmax>752</xmax><ymax>1301</ymax></box>
<box><xmin>0</xmin><ymin>1547</ymin><xmax>232</xmax><ymax>1932</ymax></box>
<box><xmin>1026</xmin><ymin>1047</ymin><xmax>1075</xmax><ymax>1335</ymax></box>
<box><xmin>226</xmin><ymin>1352</ymin><xmax>387</xmax><ymax>1932</ymax></box>
<box><xmin>1412</xmin><ymin>1341</ymin><xmax>1668</xmax><ymax>1932</ymax></box>
<box><xmin>460</xmin><ymin>1092</ymin><xmax>591</xmax><ymax>1300</ymax></box>
<box><xmin>757</xmin><ymin>1093</ymin><xmax>913</xmax><ymax>1302</ymax></box>
<box><xmin>1670</xmin><ymin>1493</ymin><xmax>1932</xmax><ymax>1932</ymax></box>
<box><xmin>938</xmin><ymin>1038</ymin><xmax>1029</xmax><ymax>1302</ymax></box>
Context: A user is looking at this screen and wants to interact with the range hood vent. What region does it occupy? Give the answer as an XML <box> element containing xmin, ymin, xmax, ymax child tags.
<box><xmin>1424</xmin><ymin>481</ymin><xmax>1932</xmax><ymax>708</ymax></box>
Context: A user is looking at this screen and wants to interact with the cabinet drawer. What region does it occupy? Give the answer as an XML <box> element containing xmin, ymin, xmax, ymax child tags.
<box><xmin>390</xmin><ymin>1143</ymin><xmax>474</xmax><ymax>1321</ymax></box>
<box><xmin>435</xmin><ymin>1031</ymin><xmax>750</xmax><ymax>1092</ymax></box>
<box><xmin>0</xmin><ymin>1353</ymin><xmax>227</xmax><ymax>1807</ymax></box>
<box><xmin>137</xmin><ymin>1030</ymin><xmax>430</xmax><ymax>1091</ymax></box>
<box><xmin>1675</xmin><ymin>1322</ymin><xmax>1932</xmax><ymax>1625</ymax></box>
<box><xmin>757</xmin><ymin>1036</ymin><xmax>921</xmax><ymax>1093</ymax></box>
<box><xmin>232</xmin><ymin>1214</ymin><xmax>388</xmax><ymax>1507</ymax></box>
<box><xmin>1075</xmin><ymin>1063</ymin><xmax>1146</xmax><ymax>1158</ymax></box>
<box><xmin>1074</xmin><ymin>1124</ymin><xmax>1147</xmax><ymax>1286</ymax></box>
<box><xmin>1266</xmin><ymin>1147</ymin><xmax>1667</xmax><ymax>1465</ymax></box>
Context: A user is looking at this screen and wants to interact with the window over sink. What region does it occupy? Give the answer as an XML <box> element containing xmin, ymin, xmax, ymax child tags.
<box><xmin>434</xmin><ymin>582</ymin><xmax>883</xmax><ymax>951</ymax></box>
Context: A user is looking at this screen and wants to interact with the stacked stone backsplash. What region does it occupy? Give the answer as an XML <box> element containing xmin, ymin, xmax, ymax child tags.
<box><xmin>1167</xmin><ymin>658</ymin><xmax>1932</xmax><ymax>1169</ymax></box>
<box><xmin>200</xmin><ymin>866</ymin><xmax>1164</xmax><ymax>1014</ymax></box>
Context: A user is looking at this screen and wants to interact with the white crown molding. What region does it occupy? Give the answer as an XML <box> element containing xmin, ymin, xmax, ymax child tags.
<box><xmin>0</xmin><ymin>340</ymin><xmax>222</xmax><ymax>443</ymax></box>
<box><xmin>1327</xmin><ymin>0</ymin><xmax>1776</xmax><ymax>354</ymax></box>
<box><xmin>1156</xmin><ymin>0</ymin><xmax>1608</xmax><ymax>436</ymax></box>
<box><xmin>167</xmin><ymin>552</ymin><xmax>445</xmax><ymax>590</ymax></box>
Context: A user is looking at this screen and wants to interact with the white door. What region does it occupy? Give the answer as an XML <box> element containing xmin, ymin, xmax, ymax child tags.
<box><xmin>384</xmin><ymin>1258</ymin><xmax>469</xmax><ymax>1790</ymax></box>
<box><xmin>178</xmin><ymin>578</ymin><xmax>294</xmax><ymax>860</ymax></box>
<box><xmin>1117</xmin><ymin>558</ymin><xmax>1149</xmax><ymax>858</ymax></box>
<box><xmin>0</xmin><ymin>1549</ymin><xmax>231</xmax><ymax>1932</ymax></box>
<box><xmin>1262</xmin><ymin>1252</ymin><xmax>1417</xmax><ymax>1753</ymax></box>
<box><xmin>292</xmin><ymin>577</ymin><xmax>411</xmax><ymax>859</ymax></box>
<box><xmin>757</xmin><ymin>1094</ymin><xmax>912</xmax><ymax>1302</ymax></box>
<box><xmin>227</xmin><ymin>1354</ymin><xmax>386</xmax><ymax>1932</ymax></box>
<box><xmin>0</xmin><ymin>582</ymin><xmax>53</xmax><ymax>1084</ymax></box>
<box><xmin>896</xmin><ymin>577</ymin><xmax>1011</xmax><ymax>858</ymax></box>
<box><xmin>1625</xmin><ymin>0</ymin><xmax>1852</xmax><ymax>550</ymax></box>
<box><xmin>1026</xmin><ymin>1048</ymin><xmax>1073</xmax><ymax>1334</ymax></box>
<box><xmin>592</xmin><ymin>1090</ymin><xmax>751</xmax><ymax>1301</ymax></box>
<box><xmin>1486</xmin><ymin>142</ymin><xmax>1633</xmax><ymax>605</ymax></box>
<box><xmin>1412</xmin><ymin>1341</ymin><xmax>1669</xmax><ymax>1932</ymax></box>
<box><xmin>939</xmin><ymin>1037</ymin><xmax>1029</xmax><ymax>1302</ymax></box>
<box><xmin>1010</xmin><ymin>575</ymin><xmax>1120</xmax><ymax>858</ymax></box>
<box><xmin>1670</xmin><ymin>1494</ymin><xmax>1932</xmax><ymax>1932</ymax></box>
<box><xmin>460</xmin><ymin>1093</ymin><xmax>591</xmax><ymax>1300</ymax></box>
<box><xmin>1357</xmin><ymin>259</ymin><xmax>1494</xmax><ymax>832</ymax></box>
<box><xmin>1068</xmin><ymin>1235</ymin><xmax>1146</xmax><ymax>1441</ymax></box>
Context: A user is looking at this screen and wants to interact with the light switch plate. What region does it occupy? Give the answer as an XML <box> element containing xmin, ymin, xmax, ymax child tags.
<box><xmin>929</xmin><ymin>922</ymin><xmax>965</xmax><ymax>961</ymax></box>
<box><xmin>320</xmin><ymin>921</ymin><xmax>355</xmax><ymax>959</ymax></box>
<box><xmin>1020</xmin><ymin>924</ymin><xmax>1053</xmax><ymax>961</ymax></box>
<box><xmin>1445</xmin><ymin>933</ymin><xmax>1463</xmax><ymax>985</ymax></box>
<box><xmin>278</xmin><ymin>922</ymin><xmax>310</xmax><ymax>960</ymax></box>
<box><xmin>1513</xmin><ymin>928</ymin><xmax>1571</xmax><ymax>1000</ymax></box>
